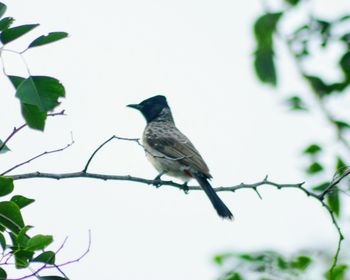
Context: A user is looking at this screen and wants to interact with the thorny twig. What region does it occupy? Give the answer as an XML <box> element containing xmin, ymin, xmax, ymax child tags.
<box><xmin>7</xmin><ymin>135</ymin><xmax>350</xmax><ymax>278</ymax></box>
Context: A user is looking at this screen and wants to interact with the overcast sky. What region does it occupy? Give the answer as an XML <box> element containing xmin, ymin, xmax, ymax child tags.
<box><xmin>1</xmin><ymin>0</ymin><xmax>350</xmax><ymax>279</ymax></box>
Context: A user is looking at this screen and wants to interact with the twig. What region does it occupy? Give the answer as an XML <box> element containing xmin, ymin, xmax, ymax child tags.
<box><xmin>10</xmin><ymin>171</ymin><xmax>347</xmax><ymax>276</ymax></box>
<box><xmin>8</xmin><ymin>134</ymin><xmax>350</xmax><ymax>278</ymax></box>
<box><xmin>47</xmin><ymin>230</ymin><xmax>91</xmax><ymax>269</ymax></box>
<box><xmin>7</xmin><ymin>232</ymin><xmax>90</xmax><ymax>280</ymax></box>
<box><xmin>1</xmin><ymin>138</ymin><xmax>74</xmax><ymax>176</ymax></box>
<box><xmin>0</xmin><ymin>124</ymin><xmax>26</xmax><ymax>153</ymax></box>
<box><xmin>318</xmin><ymin>167</ymin><xmax>350</xmax><ymax>200</ymax></box>
<box><xmin>83</xmin><ymin>135</ymin><xmax>139</xmax><ymax>172</ymax></box>
<box><xmin>0</xmin><ymin>110</ymin><xmax>66</xmax><ymax>153</ymax></box>
<box><xmin>83</xmin><ymin>135</ymin><xmax>193</xmax><ymax>173</ymax></box>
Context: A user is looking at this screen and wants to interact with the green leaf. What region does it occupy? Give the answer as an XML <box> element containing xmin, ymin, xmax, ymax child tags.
<box><xmin>9</xmin><ymin>76</ymin><xmax>64</xmax><ymax>131</ymax></box>
<box><xmin>277</xmin><ymin>256</ymin><xmax>288</xmax><ymax>270</ymax></box>
<box><xmin>254</xmin><ymin>49</ymin><xmax>277</xmax><ymax>86</ymax></box>
<box><xmin>284</xmin><ymin>0</ymin><xmax>300</xmax><ymax>6</ymax></box>
<box><xmin>0</xmin><ymin>177</ymin><xmax>14</xmax><ymax>197</ymax></box>
<box><xmin>0</xmin><ymin>231</ymin><xmax>6</xmax><ymax>251</ymax></box>
<box><xmin>0</xmin><ymin>3</ymin><xmax>6</xmax><ymax>18</ymax></box>
<box><xmin>304</xmin><ymin>75</ymin><xmax>332</xmax><ymax>97</ymax></box>
<box><xmin>306</xmin><ymin>162</ymin><xmax>324</xmax><ymax>175</ymax></box>
<box><xmin>0</xmin><ymin>140</ymin><xmax>10</xmax><ymax>154</ymax></box>
<box><xmin>291</xmin><ymin>256</ymin><xmax>312</xmax><ymax>271</ymax></box>
<box><xmin>0</xmin><ymin>24</ymin><xmax>39</xmax><ymax>44</ymax></box>
<box><xmin>336</xmin><ymin>157</ymin><xmax>347</xmax><ymax>176</ymax></box>
<box><xmin>338</xmin><ymin>15</ymin><xmax>350</xmax><ymax>22</ymax></box>
<box><xmin>14</xmin><ymin>249</ymin><xmax>34</xmax><ymax>268</ymax></box>
<box><xmin>16</xmin><ymin>76</ymin><xmax>65</xmax><ymax>112</ymax></box>
<box><xmin>21</xmin><ymin>103</ymin><xmax>47</xmax><ymax>131</ymax></box>
<box><xmin>340</xmin><ymin>51</ymin><xmax>350</xmax><ymax>81</ymax></box>
<box><xmin>214</xmin><ymin>255</ymin><xmax>224</xmax><ymax>265</ymax></box>
<box><xmin>317</xmin><ymin>19</ymin><xmax>331</xmax><ymax>48</ymax></box>
<box><xmin>327</xmin><ymin>189</ymin><xmax>340</xmax><ymax>217</ymax></box>
<box><xmin>28</xmin><ymin>32</ymin><xmax>68</xmax><ymax>48</ymax></box>
<box><xmin>9</xmin><ymin>231</ymin><xmax>17</xmax><ymax>247</ymax></box>
<box><xmin>312</xmin><ymin>182</ymin><xmax>330</xmax><ymax>192</ymax></box>
<box><xmin>254</xmin><ymin>12</ymin><xmax>283</xmax><ymax>50</ymax></box>
<box><xmin>16</xmin><ymin>225</ymin><xmax>32</xmax><ymax>248</ymax></box>
<box><xmin>326</xmin><ymin>264</ymin><xmax>348</xmax><ymax>280</ymax></box>
<box><xmin>8</xmin><ymin>75</ymin><xmax>25</xmax><ymax>88</ymax></box>
<box><xmin>27</xmin><ymin>234</ymin><xmax>53</xmax><ymax>251</ymax></box>
<box><xmin>0</xmin><ymin>201</ymin><xmax>25</xmax><ymax>233</ymax></box>
<box><xmin>11</xmin><ymin>195</ymin><xmax>35</xmax><ymax>209</ymax></box>
<box><xmin>254</xmin><ymin>12</ymin><xmax>283</xmax><ymax>86</ymax></box>
<box><xmin>225</xmin><ymin>272</ymin><xmax>244</xmax><ymax>280</ymax></box>
<box><xmin>0</xmin><ymin>266</ymin><xmax>7</xmax><ymax>280</ymax></box>
<box><xmin>333</xmin><ymin>120</ymin><xmax>350</xmax><ymax>131</ymax></box>
<box><xmin>303</xmin><ymin>144</ymin><xmax>322</xmax><ymax>155</ymax></box>
<box><xmin>327</xmin><ymin>82</ymin><xmax>348</xmax><ymax>93</ymax></box>
<box><xmin>33</xmin><ymin>251</ymin><xmax>56</xmax><ymax>264</ymax></box>
<box><xmin>341</xmin><ymin>33</ymin><xmax>350</xmax><ymax>45</ymax></box>
<box><xmin>286</xmin><ymin>96</ymin><xmax>308</xmax><ymax>111</ymax></box>
<box><xmin>38</xmin><ymin>277</ymin><xmax>68</xmax><ymax>280</ymax></box>
<box><xmin>0</xmin><ymin>17</ymin><xmax>14</xmax><ymax>31</ymax></box>
<box><xmin>239</xmin><ymin>253</ymin><xmax>265</xmax><ymax>262</ymax></box>
<box><xmin>253</xmin><ymin>12</ymin><xmax>282</xmax><ymax>86</ymax></box>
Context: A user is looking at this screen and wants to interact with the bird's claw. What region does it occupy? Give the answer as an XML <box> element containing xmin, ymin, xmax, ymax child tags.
<box><xmin>153</xmin><ymin>172</ymin><xmax>164</xmax><ymax>188</ymax></box>
<box><xmin>182</xmin><ymin>182</ymin><xmax>189</xmax><ymax>194</ymax></box>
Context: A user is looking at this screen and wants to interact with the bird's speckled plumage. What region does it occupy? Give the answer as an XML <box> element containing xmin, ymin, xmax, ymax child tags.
<box><xmin>128</xmin><ymin>95</ymin><xmax>233</xmax><ymax>220</ymax></box>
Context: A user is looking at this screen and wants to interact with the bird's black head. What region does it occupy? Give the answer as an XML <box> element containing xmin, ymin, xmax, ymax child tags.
<box><xmin>127</xmin><ymin>95</ymin><xmax>170</xmax><ymax>123</ymax></box>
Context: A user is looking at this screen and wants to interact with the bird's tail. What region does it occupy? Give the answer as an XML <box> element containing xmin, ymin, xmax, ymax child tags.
<box><xmin>193</xmin><ymin>173</ymin><xmax>234</xmax><ymax>220</ymax></box>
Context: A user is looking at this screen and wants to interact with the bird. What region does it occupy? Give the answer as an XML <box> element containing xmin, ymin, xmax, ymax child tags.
<box><xmin>127</xmin><ymin>95</ymin><xmax>233</xmax><ymax>220</ymax></box>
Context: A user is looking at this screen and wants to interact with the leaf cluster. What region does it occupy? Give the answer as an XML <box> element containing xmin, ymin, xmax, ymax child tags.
<box><xmin>0</xmin><ymin>2</ymin><xmax>69</xmax><ymax>279</ymax></box>
<box><xmin>215</xmin><ymin>250</ymin><xmax>349</xmax><ymax>280</ymax></box>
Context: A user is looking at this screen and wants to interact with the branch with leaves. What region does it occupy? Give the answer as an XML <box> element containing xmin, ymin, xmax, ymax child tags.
<box><xmin>250</xmin><ymin>0</ymin><xmax>350</xmax><ymax>279</ymax></box>
<box><xmin>4</xmin><ymin>135</ymin><xmax>348</xmax><ymax>278</ymax></box>
<box><xmin>0</xmin><ymin>2</ymin><xmax>81</xmax><ymax>279</ymax></box>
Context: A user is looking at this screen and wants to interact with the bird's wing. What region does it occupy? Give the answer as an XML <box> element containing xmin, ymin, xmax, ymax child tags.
<box><xmin>145</xmin><ymin>127</ymin><xmax>212</xmax><ymax>178</ymax></box>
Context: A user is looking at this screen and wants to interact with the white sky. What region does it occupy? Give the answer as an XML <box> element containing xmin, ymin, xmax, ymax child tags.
<box><xmin>1</xmin><ymin>0</ymin><xmax>350</xmax><ymax>279</ymax></box>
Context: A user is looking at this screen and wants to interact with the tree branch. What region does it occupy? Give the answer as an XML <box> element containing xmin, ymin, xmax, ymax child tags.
<box><xmin>82</xmin><ymin>135</ymin><xmax>140</xmax><ymax>172</ymax></box>
<box><xmin>1</xmin><ymin>138</ymin><xmax>74</xmax><ymax>176</ymax></box>
<box><xmin>8</xmin><ymin>133</ymin><xmax>350</xmax><ymax>278</ymax></box>
<box><xmin>9</xmin><ymin>170</ymin><xmax>347</xmax><ymax>276</ymax></box>
<box><xmin>318</xmin><ymin>167</ymin><xmax>350</xmax><ymax>200</ymax></box>
<box><xmin>0</xmin><ymin>110</ymin><xmax>66</xmax><ymax>153</ymax></box>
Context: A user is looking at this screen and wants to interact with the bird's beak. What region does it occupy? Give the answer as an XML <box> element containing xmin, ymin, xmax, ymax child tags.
<box><xmin>127</xmin><ymin>104</ymin><xmax>142</xmax><ymax>110</ymax></box>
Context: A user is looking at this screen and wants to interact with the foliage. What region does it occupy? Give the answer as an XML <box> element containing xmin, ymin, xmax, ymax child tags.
<box><xmin>214</xmin><ymin>250</ymin><xmax>347</xmax><ymax>280</ymax></box>
<box><xmin>216</xmin><ymin>0</ymin><xmax>350</xmax><ymax>279</ymax></box>
<box><xmin>0</xmin><ymin>2</ymin><xmax>69</xmax><ymax>279</ymax></box>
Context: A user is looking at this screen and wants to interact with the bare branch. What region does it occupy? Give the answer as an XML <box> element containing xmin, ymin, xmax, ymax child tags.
<box><xmin>0</xmin><ymin>110</ymin><xmax>66</xmax><ymax>153</ymax></box>
<box><xmin>10</xmin><ymin>169</ymin><xmax>349</xmax><ymax>277</ymax></box>
<box><xmin>0</xmin><ymin>124</ymin><xmax>26</xmax><ymax>153</ymax></box>
<box><xmin>47</xmin><ymin>230</ymin><xmax>91</xmax><ymax>269</ymax></box>
<box><xmin>1</xmin><ymin>138</ymin><xmax>74</xmax><ymax>176</ymax></box>
<box><xmin>83</xmin><ymin>135</ymin><xmax>140</xmax><ymax>172</ymax></box>
<box><xmin>83</xmin><ymin>135</ymin><xmax>194</xmax><ymax>173</ymax></box>
<box><xmin>7</xmin><ymin>135</ymin><xmax>350</xmax><ymax>278</ymax></box>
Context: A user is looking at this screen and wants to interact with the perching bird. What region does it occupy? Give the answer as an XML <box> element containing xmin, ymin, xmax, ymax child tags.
<box><xmin>127</xmin><ymin>95</ymin><xmax>233</xmax><ymax>220</ymax></box>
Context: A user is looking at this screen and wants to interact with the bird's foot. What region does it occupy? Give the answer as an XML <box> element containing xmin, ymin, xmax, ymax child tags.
<box><xmin>181</xmin><ymin>182</ymin><xmax>189</xmax><ymax>194</ymax></box>
<box><xmin>153</xmin><ymin>172</ymin><xmax>165</xmax><ymax>188</ymax></box>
